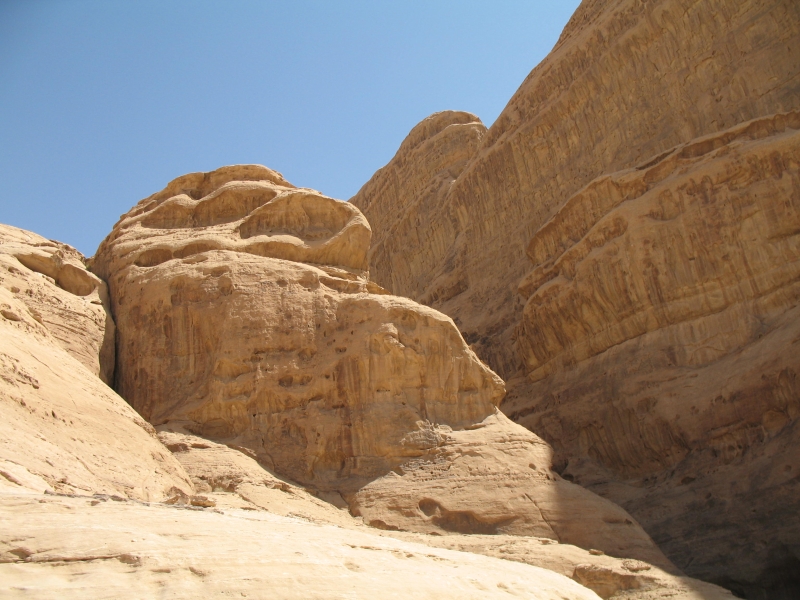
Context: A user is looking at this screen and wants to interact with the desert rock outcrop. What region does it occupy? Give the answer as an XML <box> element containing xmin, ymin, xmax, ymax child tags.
<box><xmin>0</xmin><ymin>225</ymin><xmax>191</xmax><ymax>501</ymax></box>
<box><xmin>0</xmin><ymin>224</ymin><xmax>114</xmax><ymax>383</ymax></box>
<box><xmin>352</xmin><ymin>0</ymin><xmax>800</xmax><ymax>594</ymax></box>
<box><xmin>91</xmin><ymin>164</ymin><xmax>675</xmax><ymax>565</ymax></box>
<box><xmin>0</xmin><ymin>490</ymin><xmax>605</xmax><ymax>600</ymax></box>
<box><xmin>352</xmin><ymin>0</ymin><xmax>800</xmax><ymax>380</ymax></box>
<box><xmin>506</xmin><ymin>110</ymin><xmax>800</xmax><ymax>596</ymax></box>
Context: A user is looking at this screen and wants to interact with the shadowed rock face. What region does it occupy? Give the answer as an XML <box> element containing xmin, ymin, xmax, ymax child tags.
<box><xmin>91</xmin><ymin>164</ymin><xmax>678</xmax><ymax>567</ymax></box>
<box><xmin>506</xmin><ymin>110</ymin><xmax>800</xmax><ymax>597</ymax></box>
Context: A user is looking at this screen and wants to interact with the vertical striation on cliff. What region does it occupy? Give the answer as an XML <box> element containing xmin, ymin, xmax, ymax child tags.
<box><xmin>351</xmin><ymin>0</ymin><xmax>800</xmax><ymax>595</ymax></box>
<box><xmin>352</xmin><ymin>0</ymin><xmax>800</xmax><ymax>379</ymax></box>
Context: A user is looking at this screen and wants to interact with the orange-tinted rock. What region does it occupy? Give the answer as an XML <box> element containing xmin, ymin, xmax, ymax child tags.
<box><xmin>505</xmin><ymin>111</ymin><xmax>800</xmax><ymax>595</ymax></box>
<box><xmin>352</xmin><ymin>1</ymin><xmax>800</xmax><ymax>594</ymax></box>
<box><xmin>91</xmin><ymin>164</ymin><xmax>675</xmax><ymax>564</ymax></box>
<box><xmin>352</xmin><ymin>0</ymin><xmax>800</xmax><ymax>381</ymax></box>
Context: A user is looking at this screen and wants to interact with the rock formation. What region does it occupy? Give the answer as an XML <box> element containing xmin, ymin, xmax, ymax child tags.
<box><xmin>91</xmin><ymin>164</ymin><xmax>679</xmax><ymax>566</ymax></box>
<box><xmin>351</xmin><ymin>0</ymin><xmax>800</xmax><ymax>595</ymax></box>
<box><xmin>507</xmin><ymin>109</ymin><xmax>800</xmax><ymax>597</ymax></box>
<box><xmin>0</xmin><ymin>492</ymin><xmax>606</xmax><ymax>600</ymax></box>
<box><xmin>352</xmin><ymin>0</ymin><xmax>800</xmax><ymax>380</ymax></box>
<box><xmin>0</xmin><ymin>224</ymin><xmax>191</xmax><ymax>501</ymax></box>
<box><xmin>0</xmin><ymin>192</ymin><xmax>739</xmax><ymax>598</ymax></box>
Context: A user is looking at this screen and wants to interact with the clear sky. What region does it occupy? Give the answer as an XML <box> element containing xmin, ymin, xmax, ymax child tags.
<box><xmin>1</xmin><ymin>0</ymin><xmax>580</xmax><ymax>256</ymax></box>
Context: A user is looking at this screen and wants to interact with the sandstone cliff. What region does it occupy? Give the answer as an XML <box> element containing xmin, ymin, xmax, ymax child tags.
<box><xmin>352</xmin><ymin>0</ymin><xmax>800</xmax><ymax>379</ymax></box>
<box><xmin>90</xmin><ymin>164</ymin><xmax>679</xmax><ymax>567</ymax></box>
<box><xmin>507</xmin><ymin>108</ymin><xmax>800</xmax><ymax>597</ymax></box>
<box><xmin>351</xmin><ymin>0</ymin><xmax>800</xmax><ymax>595</ymax></box>
<box><xmin>0</xmin><ymin>197</ymin><xmax>738</xmax><ymax>598</ymax></box>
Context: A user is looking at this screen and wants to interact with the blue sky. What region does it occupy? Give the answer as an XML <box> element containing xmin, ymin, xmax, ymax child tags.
<box><xmin>1</xmin><ymin>1</ymin><xmax>580</xmax><ymax>256</ymax></box>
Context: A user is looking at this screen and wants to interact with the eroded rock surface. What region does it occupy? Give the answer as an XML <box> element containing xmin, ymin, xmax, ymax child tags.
<box><xmin>352</xmin><ymin>0</ymin><xmax>800</xmax><ymax>380</ymax></box>
<box><xmin>351</xmin><ymin>412</ymin><xmax>671</xmax><ymax>570</ymax></box>
<box><xmin>351</xmin><ymin>0</ymin><xmax>800</xmax><ymax>594</ymax></box>
<box><xmin>92</xmin><ymin>167</ymin><xmax>503</xmax><ymax>490</ymax></box>
<box><xmin>91</xmin><ymin>164</ymin><xmax>675</xmax><ymax>564</ymax></box>
<box><xmin>0</xmin><ymin>224</ymin><xmax>114</xmax><ymax>383</ymax></box>
<box><xmin>506</xmin><ymin>111</ymin><xmax>800</xmax><ymax>597</ymax></box>
<box><xmin>0</xmin><ymin>426</ymin><xmax>735</xmax><ymax>600</ymax></box>
<box><xmin>0</xmin><ymin>226</ymin><xmax>191</xmax><ymax>501</ymax></box>
<box><xmin>0</xmin><ymin>491</ymin><xmax>603</xmax><ymax>600</ymax></box>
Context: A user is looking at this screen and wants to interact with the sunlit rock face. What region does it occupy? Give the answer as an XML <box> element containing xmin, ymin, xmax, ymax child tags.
<box><xmin>351</xmin><ymin>0</ymin><xmax>800</xmax><ymax>594</ymax></box>
<box><xmin>0</xmin><ymin>224</ymin><xmax>192</xmax><ymax>502</ymax></box>
<box><xmin>91</xmin><ymin>165</ymin><xmax>505</xmax><ymax>491</ymax></box>
<box><xmin>0</xmin><ymin>224</ymin><xmax>115</xmax><ymax>383</ymax></box>
<box><xmin>91</xmin><ymin>164</ymin><xmax>674</xmax><ymax>565</ymax></box>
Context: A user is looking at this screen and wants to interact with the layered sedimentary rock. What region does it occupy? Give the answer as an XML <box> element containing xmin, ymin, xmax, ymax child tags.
<box><xmin>0</xmin><ymin>225</ymin><xmax>191</xmax><ymax>501</ymax></box>
<box><xmin>505</xmin><ymin>111</ymin><xmax>800</xmax><ymax>596</ymax></box>
<box><xmin>91</xmin><ymin>164</ymin><xmax>675</xmax><ymax>564</ymax></box>
<box><xmin>352</xmin><ymin>0</ymin><xmax>800</xmax><ymax>380</ymax></box>
<box><xmin>91</xmin><ymin>164</ymin><xmax>502</xmax><ymax>491</ymax></box>
<box><xmin>352</xmin><ymin>0</ymin><xmax>800</xmax><ymax>594</ymax></box>
<box><xmin>353</xmin><ymin>110</ymin><xmax>487</xmax><ymax>305</ymax></box>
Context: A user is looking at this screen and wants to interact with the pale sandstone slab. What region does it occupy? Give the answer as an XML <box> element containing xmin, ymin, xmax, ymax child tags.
<box><xmin>389</xmin><ymin>532</ymin><xmax>735</xmax><ymax>600</ymax></box>
<box><xmin>0</xmin><ymin>224</ymin><xmax>114</xmax><ymax>383</ymax></box>
<box><xmin>0</xmin><ymin>491</ymin><xmax>603</xmax><ymax>600</ymax></box>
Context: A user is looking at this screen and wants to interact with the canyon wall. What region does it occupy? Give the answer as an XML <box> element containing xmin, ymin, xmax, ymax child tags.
<box><xmin>352</xmin><ymin>0</ymin><xmax>800</xmax><ymax>595</ymax></box>
<box><xmin>352</xmin><ymin>0</ymin><xmax>800</xmax><ymax>379</ymax></box>
<box><xmin>0</xmin><ymin>214</ymin><xmax>735</xmax><ymax>600</ymax></box>
<box><xmin>91</xmin><ymin>164</ymin><xmax>678</xmax><ymax>565</ymax></box>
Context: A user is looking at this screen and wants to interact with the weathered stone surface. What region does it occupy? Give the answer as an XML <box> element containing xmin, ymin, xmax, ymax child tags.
<box><xmin>505</xmin><ymin>111</ymin><xmax>800</xmax><ymax>596</ymax></box>
<box><xmin>0</xmin><ymin>228</ymin><xmax>191</xmax><ymax>501</ymax></box>
<box><xmin>91</xmin><ymin>165</ymin><xmax>675</xmax><ymax>564</ymax></box>
<box><xmin>0</xmin><ymin>491</ymin><xmax>604</xmax><ymax>600</ymax></box>
<box><xmin>95</xmin><ymin>251</ymin><xmax>504</xmax><ymax>493</ymax></box>
<box><xmin>352</xmin><ymin>110</ymin><xmax>487</xmax><ymax>305</ymax></box>
<box><xmin>391</xmin><ymin>531</ymin><xmax>735</xmax><ymax>600</ymax></box>
<box><xmin>352</xmin><ymin>0</ymin><xmax>800</xmax><ymax>594</ymax></box>
<box><xmin>0</xmin><ymin>427</ymin><xmax>735</xmax><ymax>600</ymax></box>
<box><xmin>93</xmin><ymin>164</ymin><xmax>371</xmax><ymax>276</ymax></box>
<box><xmin>351</xmin><ymin>412</ymin><xmax>672</xmax><ymax>570</ymax></box>
<box><xmin>0</xmin><ymin>224</ymin><xmax>114</xmax><ymax>383</ymax></box>
<box><xmin>352</xmin><ymin>0</ymin><xmax>800</xmax><ymax>381</ymax></box>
